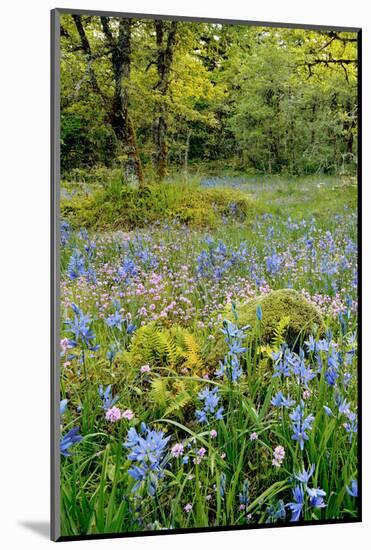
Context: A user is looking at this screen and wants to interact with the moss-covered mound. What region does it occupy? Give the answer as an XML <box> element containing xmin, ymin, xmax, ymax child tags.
<box><xmin>201</xmin><ymin>289</ymin><xmax>325</xmax><ymax>378</ymax></box>
<box><xmin>61</xmin><ymin>181</ymin><xmax>253</xmax><ymax>230</ymax></box>
<box><xmin>226</xmin><ymin>289</ymin><xmax>324</xmax><ymax>348</ymax></box>
<box><xmin>202</xmin><ymin>289</ymin><xmax>325</xmax><ymax>369</ymax></box>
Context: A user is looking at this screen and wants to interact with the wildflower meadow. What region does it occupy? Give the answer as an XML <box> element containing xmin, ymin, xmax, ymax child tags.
<box><xmin>56</xmin><ymin>13</ymin><xmax>359</xmax><ymax>538</ymax></box>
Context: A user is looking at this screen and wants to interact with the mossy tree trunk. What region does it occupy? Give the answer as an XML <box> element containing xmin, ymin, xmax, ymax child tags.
<box><xmin>102</xmin><ymin>17</ymin><xmax>144</xmax><ymax>185</ymax></box>
<box><xmin>73</xmin><ymin>15</ymin><xmax>144</xmax><ymax>186</ymax></box>
<box><xmin>153</xmin><ymin>20</ymin><xmax>177</xmax><ymax>181</ymax></box>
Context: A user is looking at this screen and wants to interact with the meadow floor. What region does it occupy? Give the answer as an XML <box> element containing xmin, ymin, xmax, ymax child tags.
<box><xmin>59</xmin><ymin>175</ymin><xmax>359</xmax><ymax>535</ymax></box>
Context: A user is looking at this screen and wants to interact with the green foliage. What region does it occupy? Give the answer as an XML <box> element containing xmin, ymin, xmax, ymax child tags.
<box><xmin>150</xmin><ymin>377</ymin><xmax>194</xmax><ymax>419</ymax></box>
<box><xmin>271</xmin><ymin>315</ymin><xmax>291</xmax><ymax>350</ymax></box>
<box><xmin>60</xmin><ymin>15</ymin><xmax>358</xmax><ymax>178</ymax></box>
<box><xmin>224</xmin><ymin>29</ymin><xmax>357</xmax><ymax>175</ymax></box>
<box><xmin>121</xmin><ymin>323</ymin><xmax>205</xmax><ymax>419</ymax></box>
<box><xmin>61</xmin><ymin>111</ymin><xmax>117</xmax><ymax>174</ymax></box>
<box><xmin>61</xmin><ymin>178</ymin><xmax>253</xmax><ymax>230</ymax></box>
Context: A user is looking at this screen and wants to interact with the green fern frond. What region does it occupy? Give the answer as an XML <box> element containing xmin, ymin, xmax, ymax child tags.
<box><xmin>271</xmin><ymin>315</ymin><xmax>291</xmax><ymax>350</ymax></box>
<box><xmin>180</xmin><ymin>331</ymin><xmax>204</xmax><ymax>371</ymax></box>
<box><xmin>164</xmin><ymin>391</ymin><xmax>192</xmax><ymax>417</ymax></box>
<box><xmin>150</xmin><ymin>377</ymin><xmax>169</xmax><ymax>409</ymax></box>
<box><xmin>125</xmin><ymin>323</ymin><xmax>204</xmax><ymax>375</ymax></box>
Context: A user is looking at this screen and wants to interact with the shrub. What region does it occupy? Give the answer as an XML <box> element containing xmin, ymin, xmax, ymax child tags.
<box><xmin>61</xmin><ymin>180</ymin><xmax>253</xmax><ymax>230</ymax></box>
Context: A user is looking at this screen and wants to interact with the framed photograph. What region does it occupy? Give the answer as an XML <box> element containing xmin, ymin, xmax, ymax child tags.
<box><xmin>51</xmin><ymin>8</ymin><xmax>361</xmax><ymax>541</ymax></box>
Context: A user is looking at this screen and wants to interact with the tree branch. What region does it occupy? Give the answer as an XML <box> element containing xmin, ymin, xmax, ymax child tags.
<box><xmin>72</xmin><ymin>15</ymin><xmax>91</xmax><ymax>54</ymax></box>
<box><xmin>312</xmin><ymin>58</ymin><xmax>357</xmax><ymax>64</ymax></box>
<box><xmin>326</xmin><ymin>31</ymin><xmax>358</xmax><ymax>43</ymax></box>
<box><xmin>304</xmin><ymin>57</ymin><xmax>357</xmax><ymax>80</ymax></box>
<box><xmin>100</xmin><ymin>16</ymin><xmax>115</xmax><ymax>47</ymax></box>
<box><xmin>60</xmin><ymin>24</ymin><xmax>71</xmax><ymax>39</ymax></box>
<box><xmin>72</xmin><ymin>15</ymin><xmax>109</xmax><ymax>108</ymax></box>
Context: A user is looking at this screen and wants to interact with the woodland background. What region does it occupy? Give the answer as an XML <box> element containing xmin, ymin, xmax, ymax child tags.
<box><xmin>60</xmin><ymin>16</ymin><xmax>358</xmax><ymax>181</ymax></box>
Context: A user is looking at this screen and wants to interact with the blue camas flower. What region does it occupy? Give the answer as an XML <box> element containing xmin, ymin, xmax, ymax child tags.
<box><xmin>195</xmin><ymin>386</ymin><xmax>224</xmax><ymax>423</ymax></box>
<box><xmin>60</xmin><ymin>427</ymin><xmax>83</xmax><ymax>456</ymax></box>
<box><xmin>216</xmin><ymin>319</ymin><xmax>248</xmax><ymax>382</ymax></box>
<box><xmin>99</xmin><ymin>385</ymin><xmax>119</xmax><ymax>410</ymax></box>
<box><xmin>323</xmin><ymin>405</ymin><xmax>333</xmax><ymax>417</ymax></box>
<box><xmin>64</xmin><ymin>304</ymin><xmax>99</xmax><ymax>351</ymax></box>
<box><xmin>346</xmin><ymin>479</ymin><xmax>358</xmax><ymax>497</ymax></box>
<box><xmin>287</xmin><ymin>485</ymin><xmax>304</xmax><ymax>522</ymax></box>
<box><xmin>307</xmin><ymin>487</ymin><xmax>326</xmax><ymax>509</ymax></box>
<box><xmin>60</xmin><ymin>399</ymin><xmax>68</xmax><ymax>416</ymax></box>
<box><xmin>271</xmin><ymin>391</ymin><xmax>295</xmax><ymax>408</ymax></box>
<box><xmin>344</xmin><ymin>412</ymin><xmax>358</xmax><ymax>442</ymax></box>
<box><xmin>118</xmin><ymin>256</ymin><xmax>137</xmax><ymax>281</ymax></box>
<box><xmin>61</xmin><ymin>219</ymin><xmax>71</xmax><ymax>246</ymax></box>
<box><xmin>238</xmin><ymin>479</ymin><xmax>250</xmax><ymax>506</ymax></box>
<box><xmin>266</xmin><ymin>251</ymin><xmax>282</xmax><ymax>275</ymax></box>
<box><xmin>305</xmin><ymin>335</ymin><xmax>317</xmax><ymax>353</ymax></box>
<box><xmin>219</xmin><ymin>472</ymin><xmax>227</xmax><ymax>497</ymax></box>
<box><xmin>289</xmin><ymin>401</ymin><xmax>314</xmax><ymax>451</ymax></box>
<box><xmin>325</xmin><ymin>367</ymin><xmax>339</xmax><ymax>386</ymax></box>
<box><xmin>68</xmin><ymin>249</ymin><xmax>86</xmax><ymax>280</ymax></box>
<box><xmin>126</xmin><ymin>322</ymin><xmax>137</xmax><ymax>335</ymax></box>
<box><xmin>272</xmin><ymin>345</ymin><xmax>292</xmax><ymax>378</ymax></box>
<box><xmin>256</xmin><ymin>304</ymin><xmax>263</xmax><ymax>321</ymax></box>
<box><xmin>337</xmin><ymin>396</ymin><xmax>351</xmax><ymax>415</ymax></box>
<box><xmin>290</xmin><ymin>350</ymin><xmax>317</xmax><ymax>387</ymax></box>
<box><xmin>295</xmin><ymin>464</ymin><xmax>315</xmax><ymax>484</ymax></box>
<box><xmin>105</xmin><ymin>310</ymin><xmax>124</xmax><ymax>330</ymax></box>
<box><xmin>266</xmin><ymin>500</ymin><xmax>286</xmax><ymax>523</ymax></box>
<box><xmin>123</xmin><ymin>423</ymin><xmax>171</xmax><ymax>496</ymax></box>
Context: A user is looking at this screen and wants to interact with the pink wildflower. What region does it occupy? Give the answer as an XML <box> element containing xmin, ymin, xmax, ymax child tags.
<box><xmin>105</xmin><ymin>407</ymin><xmax>122</xmax><ymax>423</ymax></box>
<box><xmin>171</xmin><ymin>443</ymin><xmax>184</xmax><ymax>458</ymax></box>
<box><xmin>60</xmin><ymin>337</ymin><xmax>70</xmax><ymax>353</ymax></box>
<box><xmin>272</xmin><ymin>445</ymin><xmax>285</xmax><ymax>467</ymax></box>
<box><xmin>122</xmin><ymin>409</ymin><xmax>134</xmax><ymax>420</ymax></box>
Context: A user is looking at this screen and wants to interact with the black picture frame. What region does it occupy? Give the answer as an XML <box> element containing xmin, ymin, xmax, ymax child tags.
<box><xmin>51</xmin><ymin>8</ymin><xmax>362</xmax><ymax>542</ymax></box>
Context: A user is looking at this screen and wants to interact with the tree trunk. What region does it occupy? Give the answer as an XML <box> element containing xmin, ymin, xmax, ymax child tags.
<box><xmin>184</xmin><ymin>129</ymin><xmax>192</xmax><ymax>175</ymax></box>
<box><xmin>345</xmin><ymin>99</ymin><xmax>354</xmax><ymax>156</ymax></box>
<box><xmin>108</xmin><ymin>19</ymin><xmax>144</xmax><ymax>185</ymax></box>
<box><xmin>74</xmin><ymin>16</ymin><xmax>144</xmax><ymax>185</ymax></box>
<box><xmin>153</xmin><ymin>20</ymin><xmax>177</xmax><ymax>180</ymax></box>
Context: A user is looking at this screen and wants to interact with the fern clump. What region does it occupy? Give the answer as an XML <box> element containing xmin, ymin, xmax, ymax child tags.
<box><xmin>150</xmin><ymin>377</ymin><xmax>195</xmax><ymax>419</ymax></box>
<box><xmin>123</xmin><ymin>323</ymin><xmax>204</xmax><ymax>375</ymax></box>
<box><xmin>121</xmin><ymin>323</ymin><xmax>205</xmax><ymax>419</ymax></box>
<box><xmin>226</xmin><ymin>289</ymin><xmax>325</xmax><ymax>349</ymax></box>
